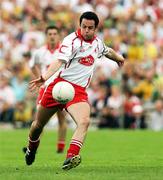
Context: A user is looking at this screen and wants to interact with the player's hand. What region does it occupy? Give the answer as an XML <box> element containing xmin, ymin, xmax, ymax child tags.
<box><xmin>116</xmin><ymin>61</ymin><xmax>124</xmax><ymax>67</ymax></box>
<box><xmin>29</xmin><ymin>75</ymin><xmax>45</xmax><ymax>92</ymax></box>
<box><xmin>116</xmin><ymin>56</ymin><xmax>125</xmax><ymax>67</ymax></box>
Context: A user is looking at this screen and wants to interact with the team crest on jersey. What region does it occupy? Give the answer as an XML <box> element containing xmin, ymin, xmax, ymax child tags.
<box><xmin>59</xmin><ymin>45</ymin><xmax>68</xmax><ymax>54</ymax></box>
<box><xmin>78</xmin><ymin>55</ymin><xmax>94</xmax><ymax>66</ymax></box>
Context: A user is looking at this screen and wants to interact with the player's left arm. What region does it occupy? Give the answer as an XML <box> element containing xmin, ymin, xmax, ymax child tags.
<box><xmin>105</xmin><ymin>47</ymin><xmax>125</xmax><ymax>67</ymax></box>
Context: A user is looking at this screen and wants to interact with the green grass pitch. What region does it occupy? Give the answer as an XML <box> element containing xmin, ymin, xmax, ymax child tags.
<box><xmin>0</xmin><ymin>129</ymin><xmax>163</xmax><ymax>180</ymax></box>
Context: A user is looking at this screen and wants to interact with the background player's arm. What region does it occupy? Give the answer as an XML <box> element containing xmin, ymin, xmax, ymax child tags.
<box><xmin>31</xmin><ymin>64</ymin><xmax>41</xmax><ymax>78</ymax></box>
<box><xmin>105</xmin><ymin>48</ymin><xmax>124</xmax><ymax>66</ymax></box>
<box><xmin>29</xmin><ymin>50</ymin><xmax>41</xmax><ymax>78</ymax></box>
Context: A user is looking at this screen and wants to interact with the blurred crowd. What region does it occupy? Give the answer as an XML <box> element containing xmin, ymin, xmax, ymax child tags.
<box><xmin>0</xmin><ymin>0</ymin><xmax>163</xmax><ymax>130</ymax></box>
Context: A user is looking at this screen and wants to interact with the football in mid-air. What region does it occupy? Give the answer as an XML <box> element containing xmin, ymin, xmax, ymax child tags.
<box><xmin>52</xmin><ymin>81</ymin><xmax>75</xmax><ymax>104</ymax></box>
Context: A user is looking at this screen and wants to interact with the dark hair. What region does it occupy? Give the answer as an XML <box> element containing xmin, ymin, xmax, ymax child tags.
<box><xmin>80</xmin><ymin>11</ymin><xmax>99</xmax><ymax>28</ymax></box>
<box><xmin>45</xmin><ymin>25</ymin><xmax>59</xmax><ymax>34</ymax></box>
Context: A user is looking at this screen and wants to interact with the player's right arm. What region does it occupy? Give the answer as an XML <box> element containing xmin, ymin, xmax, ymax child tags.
<box><xmin>41</xmin><ymin>34</ymin><xmax>74</xmax><ymax>81</ymax></box>
<box><xmin>42</xmin><ymin>59</ymin><xmax>64</xmax><ymax>81</ymax></box>
<box><xmin>29</xmin><ymin>59</ymin><xmax>64</xmax><ymax>91</ymax></box>
<box><xmin>29</xmin><ymin>34</ymin><xmax>74</xmax><ymax>91</ymax></box>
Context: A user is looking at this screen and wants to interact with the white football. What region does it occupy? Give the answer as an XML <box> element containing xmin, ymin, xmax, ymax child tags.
<box><xmin>52</xmin><ymin>81</ymin><xmax>75</xmax><ymax>104</ymax></box>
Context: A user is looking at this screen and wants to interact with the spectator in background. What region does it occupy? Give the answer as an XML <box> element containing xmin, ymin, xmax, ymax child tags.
<box><xmin>105</xmin><ymin>85</ymin><xmax>123</xmax><ymax>128</ymax></box>
<box><xmin>127</xmin><ymin>34</ymin><xmax>144</xmax><ymax>62</ymax></box>
<box><xmin>131</xmin><ymin>105</ymin><xmax>146</xmax><ymax>129</ymax></box>
<box><xmin>155</xmin><ymin>51</ymin><xmax>163</xmax><ymax>76</ymax></box>
<box><xmin>150</xmin><ymin>99</ymin><xmax>163</xmax><ymax>131</ymax></box>
<box><xmin>152</xmin><ymin>76</ymin><xmax>163</xmax><ymax>102</ymax></box>
<box><xmin>123</xmin><ymin>89</ymin><xmax>141</xmax><ymax>128</ymax></box>
<box><xmin>0</xmin><ymin>74</ymin><xmax>15</xmax><ymax>123</ymax></box>
<box><xmin>72</xmin><ymin>0</ymin><xmax>94</xmax><ymax>14</ymax></box>
<box><xmin>132</xmin><ymin>68</ymin><xmax>155</xmax><ymax>102</ymax></box>
<box><xmin>10</xmin><ymin>65</ymin><xmax>28</xmax><ymax>102</ymax></box>
<box><xmin>92</xmin><ymin>86</ymin><xmax>108</xmax><ymax>119</ymax></box>
<box><xmin>14</xmin><ymin>101</ymin><xmax>32</xmax><ymax>128</ymax></box>
<box><xmin>108</xmin><ymin>68</ymin><xmax>121</xmax><ymax>86</ymax></box>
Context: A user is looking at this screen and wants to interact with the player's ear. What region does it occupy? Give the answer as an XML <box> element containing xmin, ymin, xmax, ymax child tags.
<box><xmin>94</xmin><ymin>27</ymin><xmax>98</xmax><ymax>33</ymax></box>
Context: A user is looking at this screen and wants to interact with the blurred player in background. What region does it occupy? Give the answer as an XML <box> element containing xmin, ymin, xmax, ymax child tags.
<box><xmin>28</xmin><ymin>25</ymin><xmax>67</xmax><ymax>153</ymax></box>
<box><xmin>25</xmin><ymin>11</ymin><xmax>125</xmax><ymax>170</ymax></box>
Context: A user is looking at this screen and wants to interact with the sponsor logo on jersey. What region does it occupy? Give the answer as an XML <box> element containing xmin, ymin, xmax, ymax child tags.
<box><xmin>78</xmin><ymin>55</ymin><xmax>94</xmax><ymax>66</ymax></box>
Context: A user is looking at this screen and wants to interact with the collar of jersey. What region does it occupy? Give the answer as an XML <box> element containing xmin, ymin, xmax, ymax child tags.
<box><xmin>46</xmin><ymin>43</ymin><xmax>60</xmax><ymax>53</ymax></box>
<box><xmin>76</xmin><ymin>29</ymin><xmax>96</xmax><ymax>44</ymax></box>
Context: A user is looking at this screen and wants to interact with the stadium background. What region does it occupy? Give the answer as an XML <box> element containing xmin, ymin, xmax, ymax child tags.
<box><xmin>0</xmin><ymin>0</ymin><xmax>163</xmax><ymax>179</ymax></box>
<box><xmin>0</xmin><ymin>0</ymin><xmax>162</xmax><ymax>130</ymax></box>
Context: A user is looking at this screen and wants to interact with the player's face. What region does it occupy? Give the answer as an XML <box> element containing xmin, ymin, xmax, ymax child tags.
<box><xmin>46</xmin><ymin>29</ymin><xmax>59</xmax><ymax>44</ymax></box>
<box><xmin>80</xmin><ymin>19</ymin><xmax>97</xmax><ymax>41</ymax></box>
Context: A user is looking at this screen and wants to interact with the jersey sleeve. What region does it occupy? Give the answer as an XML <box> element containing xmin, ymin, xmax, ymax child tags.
<box><xmin>56</xmin><ymin>35</ymin><xmax>74</xmax><ymax>63</ymax></box>
<box><xmin>97</xmin><ymin>40</ymin><xmax>109</xmax><ymax>58</ymax></box>
<box><xmin>29</xmin><ymin>50</ymin><xmax>40</xmax><ymax>68</ymax></box>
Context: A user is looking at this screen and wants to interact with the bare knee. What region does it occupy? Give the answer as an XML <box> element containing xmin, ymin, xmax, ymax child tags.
<box><xmin>77</xmin><ymin>116</ymin><xmax>90</xmax><ymax>129</ymax></box>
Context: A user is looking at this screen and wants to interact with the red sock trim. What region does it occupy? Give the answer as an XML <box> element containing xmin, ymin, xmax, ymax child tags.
<box><xmin>57</xmin><ymin>140</ymin><xmax>65</xmax><ymax>151</ymax></box>
<box><xmin>67</xmin><ymin>139</ymin><xmax>83</xmax><ymax>158</ymax></box>
<box><xmin>70</xmin><ymin>139</ymin><xmax>83</xmax><ymax>148</ymax></box>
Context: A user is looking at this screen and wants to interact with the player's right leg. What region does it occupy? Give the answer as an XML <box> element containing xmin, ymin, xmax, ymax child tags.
<box><xmin>62</xmin><ymin>102</ymin><xmax>90</xmax><ymax>170</ymax></box>
<box><xmin>56</xmin><ymin>110</ymin><xmax>67</xmax><ymax>153</ymax></box>
<box><xmin>25</xmin><ymin>105</ymin><xmax>59</xmax><ymax>165</ymax></box>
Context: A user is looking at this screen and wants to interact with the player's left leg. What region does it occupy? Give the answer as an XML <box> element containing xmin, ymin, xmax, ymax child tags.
<box><xmin>24</xmin><ymin>105</ymin><xmax>59</xmax><ymax>165</ymax></box>
<box><xmin>62</xmin><ymin>102</ymin><xmax>90</xmax><ymax>170</ymax></box>
<box><xmin>56</xmin><ymin>110</ymin><xmax>67</xmax><ymax>153</ymax></box>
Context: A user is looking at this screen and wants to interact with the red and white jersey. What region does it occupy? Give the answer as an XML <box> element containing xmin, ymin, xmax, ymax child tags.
<box><xmin>55</xmin><ymin>29</ymin><xmax>109</xmax><ymax>88</ymax></box>
<box><xmin>29</xmin><ymin>44</ymin><xmax>60</xmax><ymax>74</ymax></box>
